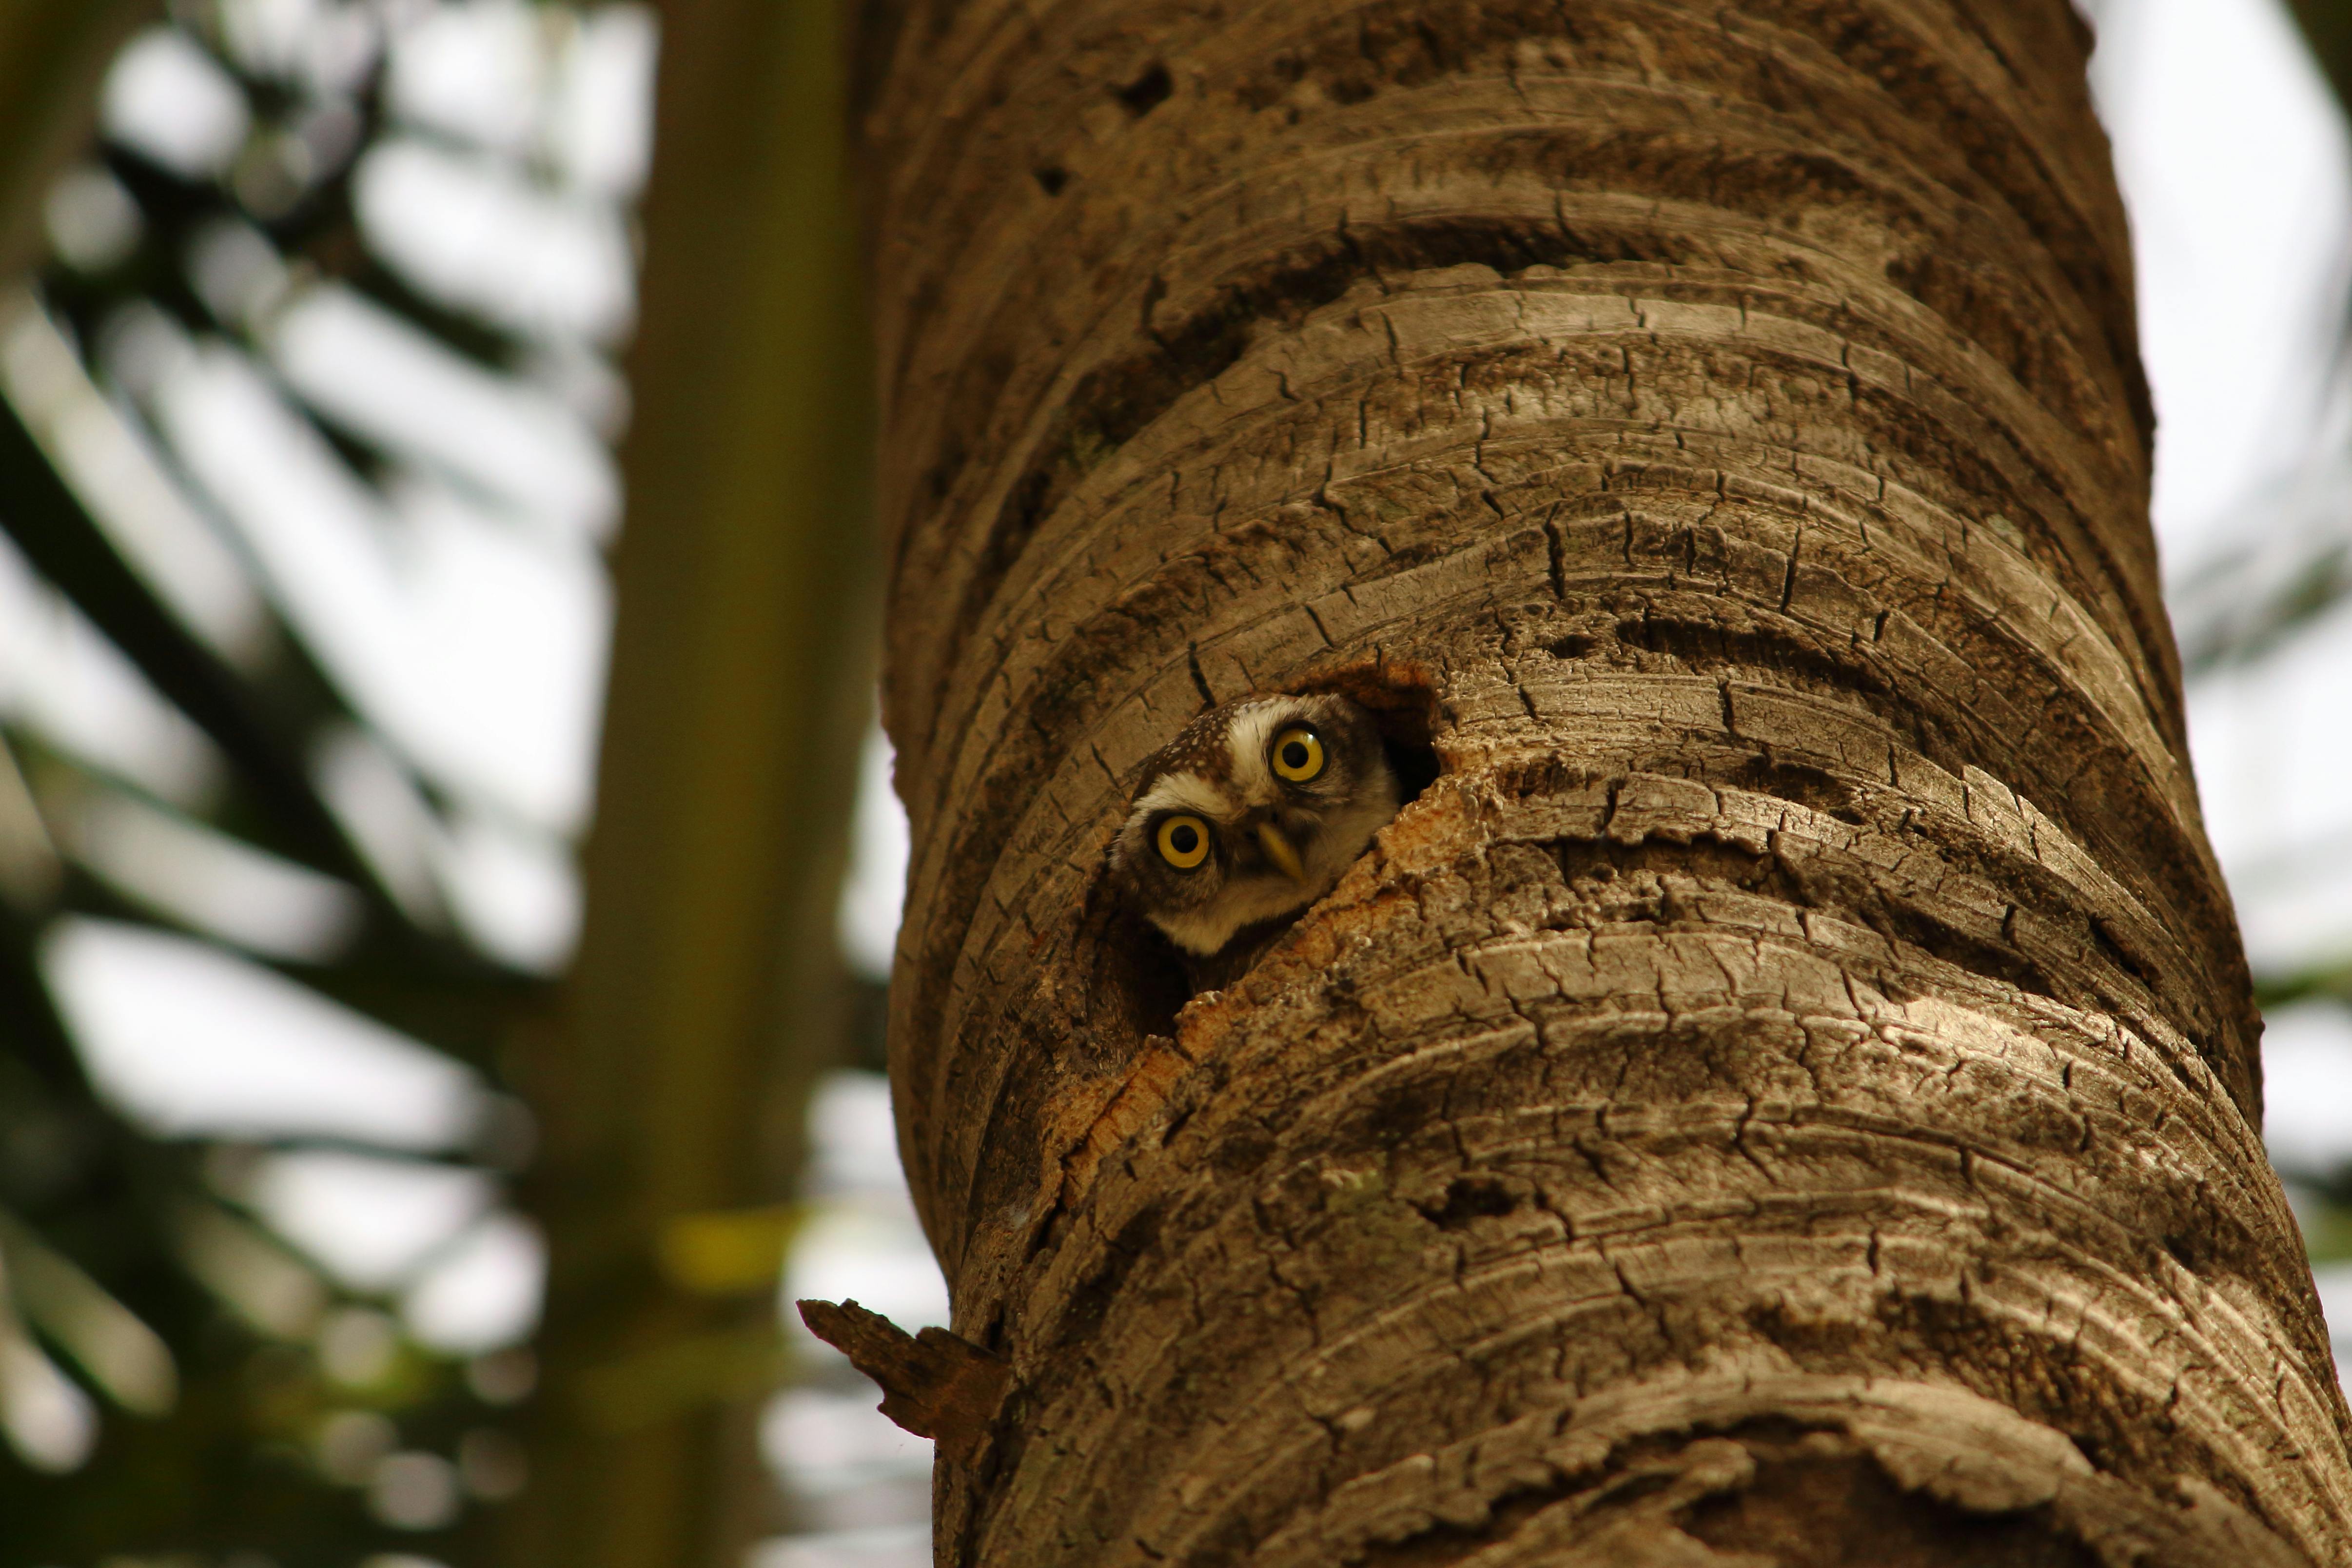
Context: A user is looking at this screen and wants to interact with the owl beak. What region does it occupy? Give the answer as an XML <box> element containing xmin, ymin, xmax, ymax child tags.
<box><xmin>1256</xmin><ymin>821</ymin><xmax>1306</xmax><ymax>882</ymax></box>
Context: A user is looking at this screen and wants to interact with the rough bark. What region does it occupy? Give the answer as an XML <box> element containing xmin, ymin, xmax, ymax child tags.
<box><xmin>800</xmin><ymin>1298</ymin><xmax>1012</xmax><ymax>1464</ymax></box>
<box><xmin>860</xmin><ymin>0</ymin><xmax>2352</xmax><ymax>1562</ymax></box>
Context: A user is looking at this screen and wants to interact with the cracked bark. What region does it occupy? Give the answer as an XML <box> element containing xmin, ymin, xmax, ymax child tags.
<box><xmin>858</xmin><ymin>0</ymin><xmax>2352</xmax><ymax>1561</ymax></box>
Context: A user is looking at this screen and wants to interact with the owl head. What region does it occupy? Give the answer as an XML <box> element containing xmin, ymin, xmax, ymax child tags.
<box><xmin>1108</xmin><ymin>692</ymin><xmax>1402</xmax><ymax>962</ymax></box>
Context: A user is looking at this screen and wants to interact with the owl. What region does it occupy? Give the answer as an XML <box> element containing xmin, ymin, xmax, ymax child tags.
<box><xmin>1109</xmin><ymin>692</ymin><xmax>1402</xmax><ymax>989</ymax></box>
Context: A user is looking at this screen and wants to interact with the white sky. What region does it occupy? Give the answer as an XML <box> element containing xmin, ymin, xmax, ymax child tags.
<box><xmin>2087</xmin><ymin>0</ymin><xmax>2352</xmax><ymax>566</ymax></box>
<box><xmin>16</xmin><ymin>0</ymin><xmax>2352</xmax><ymax>1524</ymax></box>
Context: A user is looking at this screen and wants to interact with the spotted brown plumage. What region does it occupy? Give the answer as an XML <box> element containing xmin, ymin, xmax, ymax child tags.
<box><xmin>1107</xmin><ymin>693</ymin><xmax>1401</xmax><ymax>990</ymax></box>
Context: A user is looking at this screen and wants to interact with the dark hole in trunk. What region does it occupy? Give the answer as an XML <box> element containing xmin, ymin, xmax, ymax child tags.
<box><xmin>1084</xmin><ymin>662</ymin><xmax>1448</xmax><ymax>1036</ymax></box>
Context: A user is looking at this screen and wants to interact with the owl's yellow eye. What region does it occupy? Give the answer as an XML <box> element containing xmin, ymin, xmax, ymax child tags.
<box><xmin>1270</xmin><ymin>726</ymin><xmax>1325</xmax><ymax>783</ymax></box>
<box><xmin>1156</xmin><ymin>814</ymin><xmax>1211</xmax><ymax>869</ymax></box>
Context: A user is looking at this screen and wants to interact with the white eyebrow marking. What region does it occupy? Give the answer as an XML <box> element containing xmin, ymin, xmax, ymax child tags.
<box><xmin>1220</xmin><ymin>702</ymin><xmax>1293</xmax><ymax>804</ymax></box>
<box><xmin>1133</xmin><ymin>770</ymin><xmax>1231</xmax><ymax>821</ymax></box>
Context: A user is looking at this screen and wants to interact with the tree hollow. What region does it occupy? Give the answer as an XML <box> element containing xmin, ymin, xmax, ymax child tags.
<box><xmin>861</xmin><ymin>0</ymin><xmax>2352</xmax><ymax>1560</ymax></box>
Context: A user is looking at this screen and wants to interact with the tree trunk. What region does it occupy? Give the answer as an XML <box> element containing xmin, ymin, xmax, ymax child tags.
<box><xmin>0</xmin><ymin>0</ymin><xmax>156</xmax><ymax>281</ymax></box>
<box><xmin>860</xmin><ymin>0</ymin><xmax>2352</xmax><ymax>1561</ymax></box>
<box><xmin>507</xmin><ymin>0</ymin><xmax>874</xmax><ymax>1562</ymax></box>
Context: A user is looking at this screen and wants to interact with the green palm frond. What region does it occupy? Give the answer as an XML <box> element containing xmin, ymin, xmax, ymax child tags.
<box><xmin>0</xmin><ymin>3</ymin><xmax>650</xmax><ymax>1559</ymax></box>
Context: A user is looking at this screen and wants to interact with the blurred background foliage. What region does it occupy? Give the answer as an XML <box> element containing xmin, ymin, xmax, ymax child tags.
<box><xmin>0</xmin><ymin>1</ymin><xmax>922</xmax><ymax>1565</ymax></box>
<box><xmin>0</xmin><ymin>1</ymin><xmax>2343</xmax><ymax>1567</ymax></box>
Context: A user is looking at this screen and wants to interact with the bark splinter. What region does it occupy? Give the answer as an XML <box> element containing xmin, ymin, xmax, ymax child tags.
<box><xmin>860</xmin><ymin>0</ymin><xmax>2352</xmax><ymax>1558</ymax></box>
<box><xmin>798</xmin><ymin>1297</ymin><xmax>1011</xmax><ymax>1464</ymax></box>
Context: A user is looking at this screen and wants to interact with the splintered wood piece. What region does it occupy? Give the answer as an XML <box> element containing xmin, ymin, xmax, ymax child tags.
<box><xmin>796</xmin><ymin>1297</ymin><xmax>1009</xmax><ymax>1464</ymax></box>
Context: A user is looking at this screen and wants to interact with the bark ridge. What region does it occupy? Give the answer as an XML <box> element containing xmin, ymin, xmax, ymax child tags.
<box><xmin>859</xmin><ymin>0</ymin><xmax>2352</xmax><ymax>1560</ymax></box>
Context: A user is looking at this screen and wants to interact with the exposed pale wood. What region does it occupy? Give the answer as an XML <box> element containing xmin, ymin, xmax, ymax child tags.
<box><xmin>865</xmin><ymin>0</ymin><xmax>2352</xmax><ymax>1560</ymax></box>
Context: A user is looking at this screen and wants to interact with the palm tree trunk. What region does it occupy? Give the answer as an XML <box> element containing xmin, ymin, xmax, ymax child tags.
<box><xmin>0</xmin><ymin>0</ymin><xmax>155</xmax><ymax>280</ymax></box>
<box><xmin>860</xmin><ymin>0</ymin><xmax>2352</xmax><ymax>1560</ymax></box>
<box><xmin>505</xmin><ymin>0</ymin><xmax>874</xmax><ymax>1561</ymax></box>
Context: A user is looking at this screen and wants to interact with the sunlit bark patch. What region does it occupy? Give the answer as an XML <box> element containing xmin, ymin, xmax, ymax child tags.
<box><xmin>859</xmin><ymin>0</ymin><xmax>2351</xmax><ymax>1559</ymax></box>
